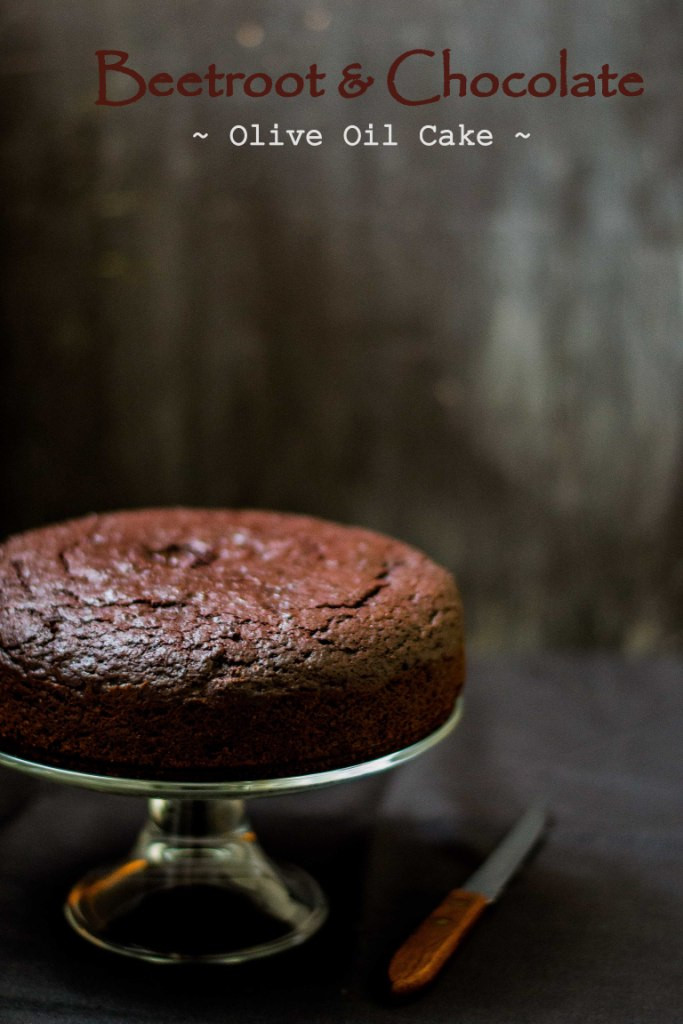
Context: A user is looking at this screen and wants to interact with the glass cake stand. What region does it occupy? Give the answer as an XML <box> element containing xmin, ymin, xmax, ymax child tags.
<box><xmin>0</xmin><ymin>699</ymin><xmax>462</xmax><ymax>964</ymax></box>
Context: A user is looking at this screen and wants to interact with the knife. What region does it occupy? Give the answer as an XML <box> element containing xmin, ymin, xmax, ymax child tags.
<box><xmin>388</xmin><ymin>802</ymin><xmax>549</xmax><ymax>995</ymax></box>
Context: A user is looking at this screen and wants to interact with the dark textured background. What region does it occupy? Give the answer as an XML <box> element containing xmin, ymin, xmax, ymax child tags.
<box><xmin>1</xmin><ymin>0</ymin><xmax>682</xmax><ymax>650</ymax></box>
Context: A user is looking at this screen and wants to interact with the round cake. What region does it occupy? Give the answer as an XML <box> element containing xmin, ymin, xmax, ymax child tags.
<box><xmin>0</xmin><ymin>508</ymin><xmax>465</xmax><ymax>779</ymax></box>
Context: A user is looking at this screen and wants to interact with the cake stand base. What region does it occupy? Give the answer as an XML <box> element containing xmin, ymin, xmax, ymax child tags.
<box><xmin>0</xmin><ymin>698</ymin><xmax>461</xmax><ymax>964</ymax></box>
<box><xmin>64</xmin><ymin>797</ymin><xmax>327</xmax><ymax>964</ymax></box>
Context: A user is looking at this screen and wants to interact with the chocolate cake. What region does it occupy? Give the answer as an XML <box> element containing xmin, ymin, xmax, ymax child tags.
<box><xmin>0</xmin><ymin>509</ymin><xmax>464</xmax><ymax>779</ymax></box>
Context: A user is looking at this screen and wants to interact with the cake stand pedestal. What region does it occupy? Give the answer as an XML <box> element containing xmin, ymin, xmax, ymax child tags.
<box><xmin>0</xmin><ymin>699</ymin><xmax>461</xmax><ymax>964</ymax></box>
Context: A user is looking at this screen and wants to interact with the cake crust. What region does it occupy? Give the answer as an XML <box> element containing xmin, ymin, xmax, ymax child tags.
<box><xmin>0</xmin><ymin>508</ymin><xmax>465</xmax><ymax>779</ymax></box>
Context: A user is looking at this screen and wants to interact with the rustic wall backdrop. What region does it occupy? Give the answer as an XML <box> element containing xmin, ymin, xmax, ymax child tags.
<box><xmin>1</xmin><ymin>0</ymin><xmax>681</xmax><ymax>650</ymax></box>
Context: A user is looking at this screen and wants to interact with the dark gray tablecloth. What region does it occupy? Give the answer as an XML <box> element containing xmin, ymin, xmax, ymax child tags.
<box><xmin>0</xmin><ymin>656</ymin><xmax>681</xmax><ymax>1023</ymax></box>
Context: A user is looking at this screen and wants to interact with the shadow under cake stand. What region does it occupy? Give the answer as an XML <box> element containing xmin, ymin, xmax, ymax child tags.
<box><xmin>0</xmin><ymin>699</ymin><xmax>462</xmax><ymax>964</ymax></box>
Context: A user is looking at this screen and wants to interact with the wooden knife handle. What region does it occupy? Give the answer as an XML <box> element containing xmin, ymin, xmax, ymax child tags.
<box><xmin>388</xmin><ymin>888</ymin><xmax>488</xmax><ymax>995</ymax></box>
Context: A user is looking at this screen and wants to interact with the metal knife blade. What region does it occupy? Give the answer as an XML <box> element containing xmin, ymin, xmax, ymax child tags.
<box><xmin>464</xmin><ymin>800</ymin><xmax>549</xmax><ymax>902</ymax></box>
<box><xmin>388</xmin><ymin>801</ymin><xmax>550</xmax><ymax>995</ymax></box>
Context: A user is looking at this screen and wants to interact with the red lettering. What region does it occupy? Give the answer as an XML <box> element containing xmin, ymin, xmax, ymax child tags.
<box><xmin>571</xmin><ymin>74</ymin><xmax>596</xmax><ymax>97</ymax></box>
<box><xmin>95</xmin><ymin>50</ymin><xmax>146</xmax><ymax>106</ymax></box>
<box><xmin>275</xmin><ymin>73</ymin><xmax>304</xmax><ymax>97</ymax></box>
<box><xmin>528</xmin><ymin>73</ymin><xmax>556</xmax><ymax>97</ymax></box>
<box><xmin>205</xmin><ymin>64</ymin><xmax>225</xmax><ymax>97</ymax></box>
<box><xmin>559</xmin><ymin>48</ymin><xmax>568</xmax><ymax>96</ymax></box>
<box><xmin>618</xmin><ymin>72</ymin><xmax>644</xmax><ymax>96</ymax></box>
<box><xmin>502</xmin><ymin>73</ymin><xmax>526</xmax><ymax>97</ymax></box>
<box><xmin>470</xmin><ymin>73</ymin><xmax>499</xmax><ymax>98</ymax></box>
<box><xmin>92</xmin><ymin>48</ymin><xmax>641</xmax><ymax>108</ymax></box>
<box><xmin>244</xmin><ymin>73</ymin><xmax>272</xmax><ymax>98</ymax></box>
<box><xmin>149</xmin><ymin>72</ymin><xmax>174</xmax><ymax>97</ymax></box>
<box><xmin>387</xmin><ymin>49</ymin><xmax>439</xmax><ymax>106</ymax></box>
<box><xmin>177</xmin><ymin>72</ymin><xmax>202</xmax><ymax>97</ymax></box>
<box><xmin>225</xmin><ymin>72</ymin><xmax>246</xmax><ymax>96</ymax></box>
<box><xmin>443</xmin><ymin>50</ymin><xmax>467</xmax><ymax>98</ymax></box>
<box><xmin>598</xmin><ymin>64</ymin><xmax>618</xmax><ymax>97</ymax></box>
<box><xmin>305</xmin><ymin>65</ymin><xmax>326</xmax><ymax>97</ymax></box>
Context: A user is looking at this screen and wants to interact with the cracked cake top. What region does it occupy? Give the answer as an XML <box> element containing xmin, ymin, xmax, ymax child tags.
<box><xmin>0</xmin><ymin>508</ymin><xmax>463</xmax><ymax>695</ymax></box>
